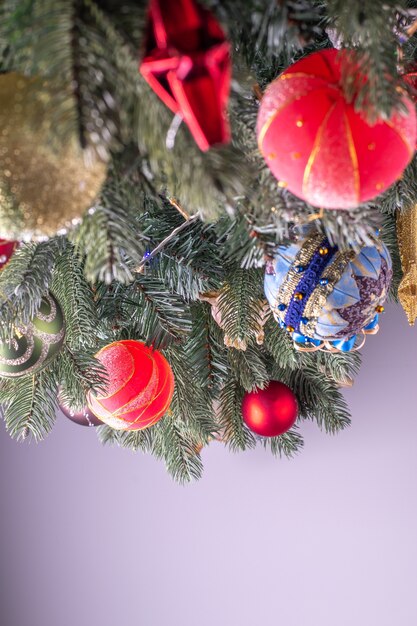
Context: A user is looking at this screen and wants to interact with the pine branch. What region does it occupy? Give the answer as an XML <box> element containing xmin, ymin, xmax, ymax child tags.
<box><xmin>118</xmin><ymin>275</ymin><xmax>192</xmax><ymax>348</ymax></box>
<box><xmin>218</xmin><ymin>376</ymin><xmax>256</xmax><ymax>450</ymax></box>
<box><xmin>264</xmin><ymin>318</ymin><xmax>298</xmax><ymax>369</ymax></box>
<box><xmin>97</xmin><ymin>423</ymin><xmax>155</xmax><ymax>453</ymax></box>
<box><xmin>263</xmin><ymin>429</ymin><xmax>304</xmax><ymax>457</ymax></box>
<box><xmin>55</xmin><ymin>347</ymin><xmax>107</xmax><ymax>411</ymax></box>
<box><xmin>69</xmin><ymin>179</ymin><xmax>146</xmax><ymax>284</ymax></box>
<box><xmin>276</xmin><ymin>363</ymin><xmax>351</xmax><ymax>433</ymax></box>
<box><xmin>3</xmin><ymin>370</ymin><xmax>59</xmax><ymax>441</ymax></box>
<box><xmin>165</xmin><ymin>344</ymin><xmax>218</xmax><ymax>441</ymax></box>
<box><xmin>217</xmin><ymin>267</ymin><xmax>265</xmax><ymax>348</ymax></box>
<box><xmin>0</xmin><ymin>238</ymin><xmax>64</xmax><ymax>339</ymax></box>
<box><xmin>185</xmin><ymin>304</ymin><xmax>229</xmax><ymax>394</ymax></box>
<box><xmin>309</xmin><ymin>350</ymin><xmax>361</xmax><ymax>387</ymax></box>
<box><xmin>207</xmin><ymin>0</ymin><xmax>325</xmax><ymax>64</ymax></box>
<box><xmin>227</xmin><ymin>345</ymin><xmax>269</xmax><ymax>392</ymax></box>
<box><xmin>51</xmin><ymin>244</ymin><xmax>102</xmax><ymax>348</ymax></box>
<box><xmin>152</xmin><ymin>415</ymin><xmax>204</xmax><ymax>483</ymax></box>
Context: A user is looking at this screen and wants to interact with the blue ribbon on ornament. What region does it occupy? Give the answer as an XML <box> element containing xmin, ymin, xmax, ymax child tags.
<box><xmin>363</xmin><ymin>314</ymin><xmax>379</xmax><ymax>332</ymax></box>
<box><xmin>284</xmin><ymin>237</ymin><xmax>337</xmax><ymax>332</ymax></box>
<box><xmin>330</xmin><ymin>335</ymin><xmax>357</xmax><ymax>352</ymax></box>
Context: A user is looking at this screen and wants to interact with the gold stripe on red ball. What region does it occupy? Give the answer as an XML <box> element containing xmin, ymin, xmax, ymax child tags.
<box><xmin>87</xmin><ymin>340</ymin><xmax>174</xmax><ymax>431</ymax></box>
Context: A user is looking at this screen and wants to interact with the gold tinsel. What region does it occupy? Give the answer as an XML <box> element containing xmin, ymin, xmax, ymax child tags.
<box><xmin>397</xmin><ymin>204</ymin><xmax>417</xmax><ymax>325</ymax></box>
<box><xmin>0</xmin><ymin>73</ymin><xmax>107</xmax><ymax>240</ymax></box>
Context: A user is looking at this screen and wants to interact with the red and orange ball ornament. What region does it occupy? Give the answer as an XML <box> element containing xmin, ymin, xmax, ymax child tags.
<box><xmin>257</xmin><ymin>48</ymin><xmax>417</xmax><ymax>209</ymax></box>
<box><xmin>242</xmin><ymin>381</ymin><xmax>298</xmax><ymax>437</ymax></box>
<box><xmin>87</xmin><ymin>340</ymin><xmax>175</xmax><ymax>431</ymax></box>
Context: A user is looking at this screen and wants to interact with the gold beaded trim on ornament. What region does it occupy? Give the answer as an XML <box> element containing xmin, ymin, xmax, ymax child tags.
<box><xmin>302</xmin><ymin>249</ymin><xmax>356</xmax><ymax>337</ymax></box>
<box><xmin>275</xmin><ymin>233</ymin><xmax>324</xmax><ymax>310</ymax></box>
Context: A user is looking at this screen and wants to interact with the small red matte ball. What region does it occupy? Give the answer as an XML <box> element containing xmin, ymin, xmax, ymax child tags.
<box><xmin>242</xmin><ymin>381</ymin><xmax>298</xmax><ymax>437</ymax></box>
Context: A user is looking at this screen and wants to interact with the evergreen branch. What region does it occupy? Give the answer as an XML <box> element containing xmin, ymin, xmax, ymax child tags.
<box><xmin>217</xmin><ymin>267</ymin><xmax>265</xmax><ymax>348</ymax></box>
<box><xmin>97</xmin><ymin>424</ymin><xmax>155</xmax><ymax>454</ymax></box>
<box><xmin>96</xmin><ymin>424</ymin><xmax>121</xmax><ymax>446</ymax></box>
<box><xmin>263</xmin><ymin>429</ymin><xmax>304</xmax><ymax>457</ymax></box>
<box><xmin>3</xmin><ymin>370</ymin><xmax>59</xmax><ymax>441</ymax></box>
<box><xmin>0</xmin><ymin>238</ymin><xmax>63</xmax><ymax>339</ymax></box>
<box><xmin>118</xmin><ymin>275</ymin><xmax>192</xmax><ymax>348</ymax></box>
<box><xmin>51</xmin><ymin>244</ymin><xmax>102</xmax><ymax>348</ymax></box>
<box><xmin>264</xmin><ymin>318</ymin><xmax>298</xmax><ymax>369</ymax></box>
<box><xmin>276</xmin><ymin>364</ymin><xmax>351</xmax><ymax>433</ymax></box>
<box><xmin>70</xmin><ymin>200</ymin><xmax>145</xmax><ymax>285</ymax></box>
<box><xmin>154</xmin><ymin>255</ymin><xmax>218</xmax><ymax>302</ymax></box>
<box><xmin>165</xmin><ymin>343</ymin><xmax>218</xmax><ymax>441</ymax></box>
<box><xmin>135</xmin><ymin>214</ymin><xmax>199</xmax><ymax>272</ymax></box>
<box><xmin>55</xmin><ymin>347</ymin><xmax>107</xmax><ymax>410</ymax></box>
<box><xmin>185</xmin><ymin>304</ymin><xmax>229</xmax><ymax>394</ymax></box>
<box><xmin>207</xmin><ymin>0</ymin><xmax>325</xmax><ymax>64</ymax></box>
<box><xmin>152</xmin><ymin>415</ymin><xmax>204</xmax><ymax>483</ymax></box>
<box><xmin>309</xmin><ymin>350</ymin><xmax>361</xmax><ymax>387</ymax></box>
<box><xmin>227</xmin><ymin>345</ymin><xmax>269</xmax><ymax>392</ymax></box>
<box><xmin>218</xmin><ymin>376</ymin><xmax>256</xmax><ymax>450</ymax></box>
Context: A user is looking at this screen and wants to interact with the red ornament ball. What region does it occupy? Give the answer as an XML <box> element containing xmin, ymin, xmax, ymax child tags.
<box><xmin>242</xmin><ymin>381</ymin><xmax>298</xmax><ymax>437</ymax></box>
<box><xmin>257</xmin><ymin>48</ymin><xmax>417</xmax><ymax>209</ymax></box>
<box><xmin>87</xmin><ymin>340</ymin><xmax>175</xmax><ymax>431</ymax></box>
<box><xmin>0</xmin><ymin>239</ymin><xmax>17</xmax><ymax>270</ymax></box>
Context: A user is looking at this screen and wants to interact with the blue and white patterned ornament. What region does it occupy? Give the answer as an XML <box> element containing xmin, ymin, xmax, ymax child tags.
<box><xmin>264</xmin><ymin>231</ymin><xmax>392</xmax><ymax>352</ymax></box>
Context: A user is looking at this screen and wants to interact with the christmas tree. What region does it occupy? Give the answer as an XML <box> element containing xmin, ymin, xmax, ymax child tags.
<box><xmin>0</xmin><ymin>0</ymin><xmax>416</xmax><ymax>482</ymax></box>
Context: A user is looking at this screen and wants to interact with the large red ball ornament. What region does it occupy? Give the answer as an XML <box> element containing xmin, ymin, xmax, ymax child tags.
<box><xmin>257</xmin><ymin>48</ymin><xmax>417</xmax><ymax>209</ymax></box>
<box><xmin>87</xmin><ymin>340</ymin><xmax>175</xmax><ymax>431</ymax></box>
<box><xmin>242</xmin><ymin>381</ymin><xmax>298</xmax><ymax>437</ymax></box>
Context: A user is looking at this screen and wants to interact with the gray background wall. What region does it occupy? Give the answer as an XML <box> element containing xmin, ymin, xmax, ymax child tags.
<box><xmin>1</xmin><ymin>302</ymin><xmax>417</xmax><ymax>626</ymax></box>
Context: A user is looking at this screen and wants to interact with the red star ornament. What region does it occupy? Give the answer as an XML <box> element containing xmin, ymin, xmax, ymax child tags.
<box><xmin>139</xmin><ymin>0</ymin><xmax>231</xmax><ymax>151</ymax></box>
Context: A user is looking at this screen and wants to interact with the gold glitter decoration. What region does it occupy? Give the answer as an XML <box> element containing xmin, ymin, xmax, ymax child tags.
<box><xmin>0</xmin><ymin>73</ymin><xmax>107</xmax><ymax>240</ymax></box>
<box><xmin>397</xmin><ymin>204</ymin><xmax>417</xmax><ymax>325</ymax></box>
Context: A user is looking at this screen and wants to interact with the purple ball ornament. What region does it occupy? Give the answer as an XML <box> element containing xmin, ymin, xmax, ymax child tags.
<box><xmin>59</xmin><ymin>398</ymin><xmax>103</xmax><ymax>427</ymax></box>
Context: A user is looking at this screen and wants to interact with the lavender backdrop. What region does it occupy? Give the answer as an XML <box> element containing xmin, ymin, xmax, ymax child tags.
<box><xmin>1</xmin><ymin>302</ymin><xmax>417</xmax><ymax>626</ymax></box>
